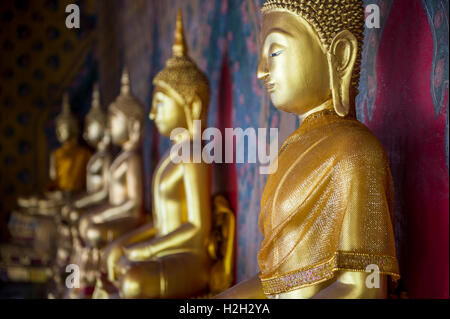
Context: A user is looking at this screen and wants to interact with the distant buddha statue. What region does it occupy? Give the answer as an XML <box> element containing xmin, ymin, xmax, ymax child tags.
<box><xmin>0</xmin><ymin>93</ymin><xmax>91</xmax><ymax>283</ymax></box>
<box><xmin>17</xmin><ymin>93</ymin><xmax>92</xmax><ymax>211</ymax></box>
<box><xmin>50</xmin><ymin>85</ymin><xmax>112</xmax><ymax>296</ymax></box>
<box><xmin>93</xmin><ymin>11</ymin><xmax>235</xmax><ymax>299</ymax></box>
<box><xmin>67</xmin><ymin>69</ymin><xmax>145</xmax><ymax>297</ymax></box>
<box><xmin>70</xmin><ymin>84</ymin><xmax>111</xmax><ymax>215</ymax></box>
<box><xmin>216</xmin><ymin>0</ymin><xmax>399</xmax><ymax>299</ymax></box>
<box><xmin>46</xmin><ymin>93</ymin><xmax>93</xmax><ymax>194</ymax></box>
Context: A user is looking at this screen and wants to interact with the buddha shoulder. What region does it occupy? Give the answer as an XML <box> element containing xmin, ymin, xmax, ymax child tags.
<box><xmin>285</xmin><ymin>118</ymin><xmax>388</xmax><ymax>168</ymax></box>
<box><xmin>330</xmin><ymin>119</ymin><xmax>389</xmax><ymax>167</ymax></box>
<box><xmin>268</xmin><ymin>119</ymin><xmax>389</xmax><ymax>201</ymax></box>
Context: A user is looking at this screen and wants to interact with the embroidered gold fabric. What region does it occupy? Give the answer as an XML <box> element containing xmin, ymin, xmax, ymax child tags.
<box><xmin>258</xmin><ymin>110</ymin><xmax>400</xmax><ymax>295</ymax></box>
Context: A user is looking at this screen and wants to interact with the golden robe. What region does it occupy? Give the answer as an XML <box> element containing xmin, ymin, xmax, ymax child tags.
<box><xmin>52</xmin><ymin>140</ymin><xmax>92</xmax><ymax>192</ymax></box>
<box><xmin>258</xmin><ymin>110</ymin><xmax>400</xmax><ymax>295</ymax></box>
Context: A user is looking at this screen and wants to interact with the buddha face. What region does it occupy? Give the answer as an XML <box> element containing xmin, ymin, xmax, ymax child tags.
<box><xmin>257</xmin><ymin>11</ymin><xmax>331</xmax><ymax>115</ymax></box>
<box><xmin>56</xmin><ymin>121</ymin><xmax>76</xmax><ymax>144</ymax></box>
<box><xmin>150</xmin><ymin>87</ymin><xmax>187</xmax><ymax>137</ymax></box>
<box><xmin>109</xmin><ymin>109</ymin><xmax>128</xmax><ymax>146</ymax></box>
<box><xmin>84</xmin><ymin>120</ymin><xmax>105</xmax><ymax>147</ymax></box>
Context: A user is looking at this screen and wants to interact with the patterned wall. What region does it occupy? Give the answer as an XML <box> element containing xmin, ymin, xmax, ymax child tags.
<box><xmin>0</xmin><ymin>0</ymin><xmax>98</xmax><ymax>240</ymax></box>
<box><xmin>357</xmin><ymin>0</ymin><xmax>449</xmax><ymax>298</ymax></box>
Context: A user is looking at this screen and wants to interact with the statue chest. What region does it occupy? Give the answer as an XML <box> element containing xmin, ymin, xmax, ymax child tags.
<box><xmin>86</xmin><ymin>154</ymin><xmax>106</xmax><ymax>193</ymax></box>
<box><xmin>108</xmin><ymin>151</ymin><xmax>134</xmax><ymax>205</ymax></box>
<box><xmin>153</xmin><ymin>156</ymin><xmax>185</xmax><ymax>235</ymax></box>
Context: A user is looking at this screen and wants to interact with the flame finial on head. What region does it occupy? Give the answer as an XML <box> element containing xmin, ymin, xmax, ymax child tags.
<box><xmin>62</xmin><ymin>92</ymin><xmax>71</xmax><ymax>115</ymax></box>
<box><xmin>91</xmin><ymin>83</ymin><xmax>100</xmax><ymax>109</ymax></box>
<box><xmin>56</xmin><ymin>92</ymin><xmax>78</xmax><ymax>130</ymax></box>
<box><xmin>109</xmin><ymin>66</ymin><xmax>145</xmax><ymax>123</ymax></box>
<box><xmin>173</xmin><ymin>9</ymin><xmax>188</xmax><ymax>57</ymax></box>
<box><xmin>86</xmin><ymin>84</ymin><xmax>106</xmax><ymax>125</ymax></box>
<box><xmin>153</xmin><ymin>10</ymin><xmax>210</xmax><ymax>114</ymax></box>
<box><xmin>120</xmin><ymin>68</ymin><xmax>130</xmax><ymax>95</ymax></box>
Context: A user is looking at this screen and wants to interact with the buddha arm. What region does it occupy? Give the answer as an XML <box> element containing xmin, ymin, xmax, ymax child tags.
<box><xmin>124</xmin><ymin>162</ymin><xmax>210</xmax><ymax>261</ymax></box>
<box><xmin>92</xmin><ymin>155</ymin><xmax>142</xmax><ymax>223</ymax></box>
<box><xmin>90</xmin><ymin>200</ymin><xmax>137</xmax><ymax>224</ymax></box>
<box><xmin>106</xmin><ymin>222</ymin><xmax>157</xmax><ymax>281</ymax></box>
<box><xmin>46</xmin><ymin>151</ymin><xmax>58</xmax><ymax>190</ymax></box>
<box><xmin>73</xmin><ymin>188</ymin><xmax>108</xmax><ymax>209</ymax></box>
<box><xmin>125</xmin><ymin>222</ymin><xmax>198</xmax><ymax>261</ymax></box>
<box><xmin>214</xmin><ymin>274</ymin><xmax>267</xmax><ymax>299</ymax></box>
<box><xmin>49</xmin><ymin>152</ymin><xmax>56</xmax><ymax>181</ymax></box>
<box><xmin>311</xmin><ymin>272</ymin><xmax>387</xmax><ymax>299</ymax></box>
<box><xmin>72</xmin><ymin>155</ymin><xmax>110</xmax><ymax>209</ymax></box>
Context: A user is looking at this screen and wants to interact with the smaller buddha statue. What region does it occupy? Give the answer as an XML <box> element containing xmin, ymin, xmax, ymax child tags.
<box><xmin>0</xmin><ymin>93</ymin><xmax>91</xmax><ymax>283</ymax></box>
<box><xmin>94</xmin><ymin>11</ymin><xmax>235</xmax><ymax>299</ymax></box>
<box><xmin>14</xmin><ymin>93</ymin><xmax>92</xmax><ymax>213</ymax></box>
<box><xmin>68</xmin><ymin>69</ymin><xmax>145</xmax><ymax>296</ymax></box>
<box><xmin>59</xmin><ymin>85</ymin><xmax>111</xmax><ymax>237</ymax></box>
<box><xmin>216</xmin><ymin>0</ymin><xmax>399</xmax><ymax>299</ymax></box>
<box><xmin>50</xmin><ymin>85</ymin><xmax>112</xmax><ymax>295</ymax></box>
<box><xmin>47</xmin><ymin>93</ymin><xmax>92</xmax><ymax>195</ymax></box>
<box><xmin>65</xmin><ymin>84</ymin><xmax>111</xmax><ymax>218</ymax></box>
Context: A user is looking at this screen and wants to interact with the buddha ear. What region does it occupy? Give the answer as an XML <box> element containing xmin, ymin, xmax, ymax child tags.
<box><xmin>327</xmin><ymin>30</ymin><xmax>358</xmax><ymax>117</ymax></box>
<box><xmin>191</xmin><ymin>95</ymin><xmax>203</xmax><ymax>120</ymax></box>
<box><xmin>129</xmin><ymin>119</ymin><xmax>141</xmax><ymax>143</ymax></box>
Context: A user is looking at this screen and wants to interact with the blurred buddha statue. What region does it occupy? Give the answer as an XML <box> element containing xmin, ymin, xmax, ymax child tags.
<box><xmin>51</xmin><ymin>85</ymin><xmax>112</xmax><ymax>294</ymax></box>
<box><xmin>16</xmin><ymin>93</ymin><xmax>92</xmax><ymax>212</ymax></box>
<box><xmin>93</xmin><ymin>11</ymin><xmax>235</xmax><ymax>299</ymax></box>
<box><xmin>69</xmin><ymin>68</ymin><xmax>145</xmax><ymax>296</ymax></box>
<box><xmin>216</xmin><ymin>0</ymin><xmax>399</xmax><ymax>299</ymax></box>
<box><xmin>47</xmin><ymin>93</ymin><xmax>93</xmax><ymax>195</ymax></box>
<box><xmin>0</xmin><ymin>93</ymin><xmax>91</xmax><ymax>283</ymax></box>
<box><xmin>65</xmin><ymin>84</ymin><xmax>111</xmax><ymax>219</ymax></box>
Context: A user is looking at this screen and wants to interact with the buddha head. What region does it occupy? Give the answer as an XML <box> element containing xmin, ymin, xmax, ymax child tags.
<box><xmin>84</xmin><ymin>84</ymin><xmax>107</xmax><ymax>148</ymax></box>
<box><xmin>55</xmin><ymin>93</ymin><xmax>79</xmax><ymax>144</ymax></box>
<box><xmin>150</xmin><ymin>10</ymin><xmax>210</xmax><ymax>138</ymax></box>
<box><xmin>257</xmin><ymin>0</ymin><xmax>364</xmax><ymax>117</ymax></box>
<box><xmin>108</xmin><ymin>68</ymin><xmax>145</xmax><ymax>147</ymax></box>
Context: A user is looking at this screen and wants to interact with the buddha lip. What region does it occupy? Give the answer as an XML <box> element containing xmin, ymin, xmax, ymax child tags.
<box><xmin>265</xmin><ymin>82</ymin><xmax>275</xmax><ymax>92</ymax></box>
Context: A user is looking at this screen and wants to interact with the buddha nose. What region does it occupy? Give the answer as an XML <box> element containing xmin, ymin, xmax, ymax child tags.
<box><xmin>257</xmin><ymin>58</ymin><xmax>269</xmax><ymax>81</ymax></box>
<box><xmin>149</xmin><ymin>106</ymin><xmax>156</xmax><ymax>120</ymax></box>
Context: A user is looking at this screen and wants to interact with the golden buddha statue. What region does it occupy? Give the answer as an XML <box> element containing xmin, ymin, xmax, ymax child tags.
<box><xmin>0</xmin><ymin>93</ymin><xmax>91</xmax><ymax>283</ymax></box>
<box><xmin>48</xmin><ymin>93</ymin><xmax>92</xmax><ymax>194</ymax></box>
<box><xmin>93</xmin><ymin>11</ymin><xmax>235</xmax><ymax>299</ymax></box>
<box><xmin>68</xmin><ymin>84</ymin><xmax>111</xmax><ymax>216</ymax></box>
<box><xmin>15</xmin><ymin>93</ymin><xmax>92</xmax><ymax>212</ymax></box>
<box><xmin>59</xmin><ymin>85</ymin><xmax>111</xmax><ymax>235</ymax></box>
<box><xmin>216</xmin><ymin>0</ymin><xmax>399</xmax><ymax>299</ymax></box>
<box><xmin>69</xmin><ymin>69</ymin><xmax>145</xmax><ymax>295</ymax></box>
<box><xmin>50</xmin><ymin>85</ymin><xmax>112</xmax><ymax>295</ymax></box>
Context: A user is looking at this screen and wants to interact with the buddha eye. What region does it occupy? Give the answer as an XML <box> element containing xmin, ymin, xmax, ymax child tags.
<box><xmin>270</xmin><ymin>50</ymin><xmax>283</xmax><ymax>58</ymax></box>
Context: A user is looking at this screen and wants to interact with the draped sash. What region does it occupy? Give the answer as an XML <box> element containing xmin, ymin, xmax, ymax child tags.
<box><xmin>258</xmin><ymin>111</ymin><xmax>399</xmax><ymax>295</ymax></box>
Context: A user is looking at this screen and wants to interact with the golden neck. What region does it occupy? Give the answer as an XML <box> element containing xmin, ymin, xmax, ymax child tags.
<box><xmin>299</xmin><ymin>99</ymin><xmax>333</xmax><ymax>123</ymax></box>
